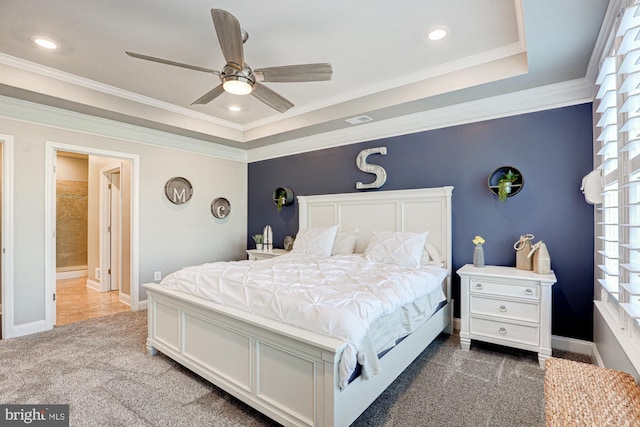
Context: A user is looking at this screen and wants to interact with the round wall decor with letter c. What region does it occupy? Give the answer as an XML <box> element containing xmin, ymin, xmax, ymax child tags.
<box><xmin>211</xmin><ymin>197</ymin><xmax>231</xmax><ymax>219</ymax></box>
<box><xmin>164</xmin><ymin>177</ymin><xmax>193</xmax><ymax>205</ymax></box>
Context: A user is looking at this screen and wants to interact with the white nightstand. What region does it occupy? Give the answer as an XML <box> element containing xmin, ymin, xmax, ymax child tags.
<box><xmin>457</xmin><ymin>264</ymin><xmax>557</xmax><ymax>368</ymax></box>
<box><xmin>246</xmin><ymin>248</ymin><xmax>289</xmax><ymax>261</ymax></box>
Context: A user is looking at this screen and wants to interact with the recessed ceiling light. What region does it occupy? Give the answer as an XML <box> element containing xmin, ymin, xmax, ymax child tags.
<box><xmin>228</xmin><ymin>106</ymin><xmax>241</xmax><ymax>112</ymax></box>
<box><xmin>32</xmin><ymin>36</ymin><xmax>59</xmax><ymax>50</ymax></box>
<box><xmin>427</xmin><ymin>27</ymin><xmax>448</xmax><ymax>41</ymax></box>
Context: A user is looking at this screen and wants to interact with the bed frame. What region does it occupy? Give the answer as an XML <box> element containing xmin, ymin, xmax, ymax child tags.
<box><xmin>143</xmin><ymin>186</ymin><xmax>453</xmax><ymax>427</ymax></box>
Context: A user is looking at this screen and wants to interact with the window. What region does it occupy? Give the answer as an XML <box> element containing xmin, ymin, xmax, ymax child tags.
<box><xmin>595</xmin><ymin>1</ymin><xmax>640</xmax><ymax>344</ymax></box>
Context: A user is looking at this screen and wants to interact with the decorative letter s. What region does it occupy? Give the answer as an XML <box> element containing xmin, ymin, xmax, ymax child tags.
<box><xmin>356</xmin><ymin>147</ymin><xmax>387</xmax><ymax>190</ymax></box>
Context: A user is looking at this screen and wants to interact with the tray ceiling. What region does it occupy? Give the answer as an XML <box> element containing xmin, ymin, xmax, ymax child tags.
<box><xmin>0</xmin><ymin>0</ymin><xmax>608</xmax><ymax>149</ymax></box>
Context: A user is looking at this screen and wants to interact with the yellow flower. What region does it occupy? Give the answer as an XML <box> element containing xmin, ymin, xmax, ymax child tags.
<box><xmin>472</xmin><ymin>235</ymin><xmax>485</xmax><ymax>245</ymax></box>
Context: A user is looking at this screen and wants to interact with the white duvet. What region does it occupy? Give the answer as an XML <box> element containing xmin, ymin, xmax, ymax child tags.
<box><xmin>159</xmin><ymin>253</ymin><xmax>448</xmax><ymax>388</ymax></box>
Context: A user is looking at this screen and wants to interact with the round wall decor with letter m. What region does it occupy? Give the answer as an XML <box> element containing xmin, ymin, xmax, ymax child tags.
<box><xmin>164</xmin><ymin>177</ymin><xmax>193</xmax><ymax>205</ymax></box>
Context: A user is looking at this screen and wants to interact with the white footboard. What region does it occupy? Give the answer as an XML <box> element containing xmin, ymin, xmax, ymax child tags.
<box><xmin>144</xmin><ymin>282</ymin><xmax>451</xmax><ymax>427</ymax></box>
<box><xmin>145</xmin><ymin>282</ymin><xmax>349</xmax><ymax>427</ymax></box>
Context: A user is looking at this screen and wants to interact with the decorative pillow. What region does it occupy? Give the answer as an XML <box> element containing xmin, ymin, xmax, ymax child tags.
<box><xmin>421</xmin><ymin>241</ymin><xmax>445</xmax><ymax>267</ymax></box>
<box><xmin>364</xmin><ymin>231</ymin><xmax>429</xmax><ymax>268</ymax></box>
<box><xmin>292</xmin><ymin>225</ymin><xmax>339</xmax><ymax>257</ymax></box>
<box><xmin>332</xmin><ymin>229</ymin><xmax>359</xmax><ymax>255</ymax></box>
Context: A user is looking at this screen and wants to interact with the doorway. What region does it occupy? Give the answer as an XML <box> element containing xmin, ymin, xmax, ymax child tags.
<box><xmin>55</xmin><ymin>152</ymin><xmax>130</xmax><ymax>325</ymax></box>
<box><xmin>100</xmin><ymin>164</ymin><xmax>123</xmax><ymax>294</ymax></box>
<box><xmin>107</xmin><ymin>169</ymin><xmax>121</xmax><ymax>293</ymax></box>
<box><xmin>46</xmin><ymin>142</ymin><xmax>139</xmax><ymax>329</ymax></box>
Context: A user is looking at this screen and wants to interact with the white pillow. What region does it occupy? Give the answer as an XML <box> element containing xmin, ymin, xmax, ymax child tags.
<box><xmin>364</xmin><ymin>231</ymin><xmax>428</xmax><ymax>268</ymax></box>
<box><xmin>332</xmin><ymin>229</ymin><xmax>359</xmax><ymax>255</ymax></box>
<box><xmin>421</xmin><ymin>241</ymin><xmax>445</xmax><ymax>267</ymax></box>
<box><xmin>292</xmin><ymin>225</ymin><xmax>339</xmax><ymax>257</ymax></box>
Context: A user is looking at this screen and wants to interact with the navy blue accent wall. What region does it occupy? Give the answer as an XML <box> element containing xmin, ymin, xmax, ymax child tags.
<box><xmin>248</xmin><ymin>104</ymin><xmax>594</xmax><ymax>341</ymax></box>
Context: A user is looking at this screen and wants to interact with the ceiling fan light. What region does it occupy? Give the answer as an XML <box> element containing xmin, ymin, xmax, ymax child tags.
<box><xmin>223</xmin><ymin>77</ymin><xmax>253</xmax><ymax>95</ymax></box>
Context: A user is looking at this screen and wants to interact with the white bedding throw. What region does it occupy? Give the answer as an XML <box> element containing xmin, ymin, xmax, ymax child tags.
<box><xmin>159</xmin><ymin>253</ymin><xmax>448</xmax><ymax>388</ymax></box>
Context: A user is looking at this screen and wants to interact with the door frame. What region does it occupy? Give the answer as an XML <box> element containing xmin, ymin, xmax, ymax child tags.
<box><xmin>100</xmin><ymin>163</ymin><xmax>122</xmax><ymax>293</ymax></box>
<box><xmin>45</xmin><ymin>141</ymin><xmax>140</xmax><ymax>330</ymax></box>
<box><xmin>0</xmin><ymin>135</ymin><xmax>14</xmax><ymax>339</ymax></box>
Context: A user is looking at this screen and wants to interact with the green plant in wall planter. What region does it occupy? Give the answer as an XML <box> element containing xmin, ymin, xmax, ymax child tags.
<box><xmin>497</xmin><ymin>169</ymin><xmax>519</xmax><ymax>202</ymax></box>
<box><xmin>276</xmin><ymin>192</ymin><xmax>286</xmax><ymax>212</ymax></box>
<box><xmin>273</xmin><ymin>187</ymin><xmax>294</xmax><ymax>212</ymax></box>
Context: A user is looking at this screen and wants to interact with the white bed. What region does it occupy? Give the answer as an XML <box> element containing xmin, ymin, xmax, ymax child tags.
<box><xmin>143</xmin><ymin>186</ymin><xmax>454</xmax><ymax>427</ymax></box>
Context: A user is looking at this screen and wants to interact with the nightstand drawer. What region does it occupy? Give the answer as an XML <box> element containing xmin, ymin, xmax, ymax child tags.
<box><xmin>470</xmin><ymin>317</ymin><xmax>539</xmax><ymax>347</ymax></box>
<box><xmin>469</xmin><ymin>279</ymin><xmax>539</xmax><ymax>300</ymax></box>
<box><xmin>470</xmin><ymin>295</ymin><xmax>539</xmax><ymax>323</ymax></box>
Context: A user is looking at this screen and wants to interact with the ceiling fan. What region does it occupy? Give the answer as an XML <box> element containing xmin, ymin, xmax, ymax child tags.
<box><xmin>126</xmin><ymin>8</ymin><xmax>332</xmax><ymax>113</ymax></box>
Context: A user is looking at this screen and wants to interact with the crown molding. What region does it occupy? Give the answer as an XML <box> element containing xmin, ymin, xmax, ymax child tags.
<box><xmin>0</xmin><ymin>95</ymin><xmax>247</xmax><ymax>162</ymax></box>
<box><xmin>0</xmin><ymin>75</ymin><xmax>594</xmax><ymax>165</ymax></box>
<box><xmin>247</xmin><ymin>78</ymin><xmax>594</xmax><ymax>162</ymax></box>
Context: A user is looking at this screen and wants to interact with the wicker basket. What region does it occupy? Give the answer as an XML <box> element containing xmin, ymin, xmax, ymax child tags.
<box><xmin>544</xmin><ymin>357</ymin><xmax>640</xmax><ymax>426</ymax></box>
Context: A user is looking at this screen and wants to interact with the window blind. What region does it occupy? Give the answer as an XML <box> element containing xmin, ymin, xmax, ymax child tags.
<box><xmin>595</xmin><ymin>0</ymin><xmax>640</xmax><ymax>338</ymax></box>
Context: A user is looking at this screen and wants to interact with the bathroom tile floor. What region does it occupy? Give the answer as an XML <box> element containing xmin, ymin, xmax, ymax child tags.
<box><xmin>56</xmin><ymin>277</ymin><xmax>130</xmax><ymax>326</ymax></box>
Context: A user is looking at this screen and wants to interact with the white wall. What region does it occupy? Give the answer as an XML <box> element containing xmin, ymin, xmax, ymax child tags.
<box><xmin>0</xmin><ymin>116</ymin><xmax>247</xmax><ymax>329</ymax></box>
<box><xmin>594</xmin><ymin>304</ymin><xmax>640</xmax><ymax>381</ymax></box>
<box><xmin>56</xmin><ymin>154</ymin><xmax>88</xmax><ymax>181</ymax></box>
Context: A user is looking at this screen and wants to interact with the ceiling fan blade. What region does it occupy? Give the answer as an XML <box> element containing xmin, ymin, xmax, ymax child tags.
<box><xmin>211</xmin><ymin>9</ymin><xmax>244</xmax><ymax>69</ymax></box>
<box><xmin>255</xmin><ymin>63</ymin><xmax>333</xmax><ymax>82</ymax></box>
<box><xmin>251</xmin><ymin>83</ymin><xmax>294</xmax><ymax>113</ymax></box>
<box><xmin>125</xmin><ymin>51</ymin><xmax>219</xmax><ymax>74</ymax></box>
<box><xmin>191</xmin><ymin>84</ymin><xmax>226</xmax><ymax>105</ymax></box>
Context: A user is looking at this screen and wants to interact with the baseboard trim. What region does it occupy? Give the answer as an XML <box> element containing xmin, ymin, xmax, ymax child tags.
<box><xmin>592</xmin><ymin>341</ymin><xmax>605</xmax><ymax>368</ymax></box>
<box><xmin>86</xmin><ymin>279</ymin><xmax>101</xmax><ymax>292</ymax></box>
<box><xmin>11</xmin><ymin>319</ymin><xmax>48</xmax><ymax>338</ymax></box>
<box><xmin>551</xmin><ymin>334</ymin><xmax>594</xmax><ymax>356</ymax></box>
<box><xmin>137</xmin><ymin>299</ymin><xmax>148</xmax><ymax>310</ymax></box>
<box><xmin>119</xmin><ymin>292</ymin><xmax>131</xmax><ymax>306</ymax></box>
<box><xmin>452</xmin><ymin>317</ymin><xmax>594</xmax><ymax>355</ymax></box>
<box><xmin>453</xmin><ymin>317</ymin><xmax>461</xmax><ymax>332</ymax></box>
<box><xmin>56</xmin><ymin>269</ymin><xmax>88</xmax><ymax>280</ymax></box>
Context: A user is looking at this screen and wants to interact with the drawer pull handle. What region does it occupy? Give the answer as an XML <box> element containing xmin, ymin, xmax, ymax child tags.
<box><xmin>499</xmin><ymin>305</ymin><xmax>507</xmax><ymax>312</ymax></box>
<box><xmin>475</xmin><ymin>283</ymin><xmax>483</xmax><ymax>290</ymax></box>
<box><xmin>524</xmin><ymin>288</ymin><xmax>533</xmax><ymax>296</ymax></box>
<box><xmin>498</xmin><ymin>327</ymin><xmax>507</xmax><ymax>335</ymax></box>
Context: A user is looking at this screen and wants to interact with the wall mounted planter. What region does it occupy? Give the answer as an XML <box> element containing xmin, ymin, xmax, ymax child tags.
<box><xmin>488</xmin><ymin>166</ymin><xmax>524</xmax><ymax>202</ymax></box>
<box><xmin>273</xmin><ymin>187</ymin><xmax>294</xmax><ymax>211</ymax></box>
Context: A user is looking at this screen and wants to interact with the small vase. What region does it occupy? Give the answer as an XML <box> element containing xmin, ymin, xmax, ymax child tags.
<box><xmin>256</xmin><ymin>243</ymin><xmax>263</xmax><ymax>251</ymax></box>
<box><xmin>516</xmin><ymin>240</ymin><xmax>533</xmax><ymax>271</ymax></box>
<box><xmin>473</xmin><ymin>244</ymin><xmax>485</xmax><ymax>268</ymax></box>
<box><xmin>533</xmin><ymin>242</ymin><xmax>551</xmax><ymax>274</ymax></box>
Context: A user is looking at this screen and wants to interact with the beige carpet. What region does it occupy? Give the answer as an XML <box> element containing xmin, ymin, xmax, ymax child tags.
<box><xmin>0</xmin><ymin>310</ymin><xmax>591</xmax><ymax>426</ymax></box>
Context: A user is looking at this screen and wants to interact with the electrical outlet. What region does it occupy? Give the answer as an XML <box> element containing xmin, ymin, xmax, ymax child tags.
<box><xmin>95</xmin><ymin>268</ymin><xmax>101</xmax><ymax>280</ymax></box>
<box><xmin>154</xmin><ymin>271</ymin><xmax>162</xmax><ymax>281</ymax></box>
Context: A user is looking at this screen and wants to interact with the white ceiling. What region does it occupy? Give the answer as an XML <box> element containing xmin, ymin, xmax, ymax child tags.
<box><xmin>0</xmin><ymin>0</ymin><xmax>608</xmax><ymax>150</ymax></box>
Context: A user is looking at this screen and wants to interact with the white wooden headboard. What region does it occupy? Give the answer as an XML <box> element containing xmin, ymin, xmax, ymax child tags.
<box><xmin>297</xmin><ymin>187</ymin><xmax>454</xmax><ymax>274</ymax></box>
